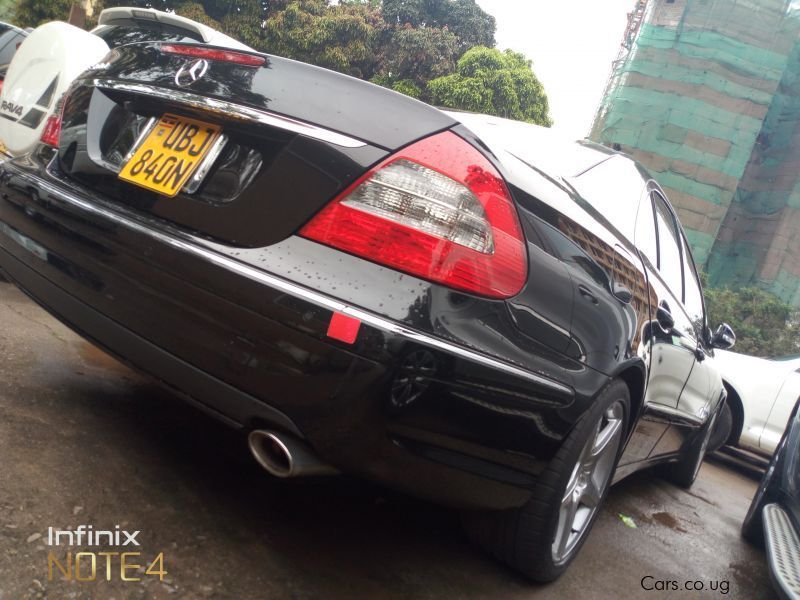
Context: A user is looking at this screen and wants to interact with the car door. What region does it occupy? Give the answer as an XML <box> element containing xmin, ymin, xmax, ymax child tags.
<box><xmin>675</xmin><ymin>230</ymin><xmax>718</xmax><ymax>424</ymax></box>
<box><xmin>642</xmin><ymin>190</ymin><xmax>698</xmax><ymax>407</ymax></box>
<box><xmin>618</xmin><ymin>187</ymin><xmax>697</xmax><ymax>464</ymax></box>
<box><xmin>762</xmin><ymin>368</ymin><xmax>800</xmax><ymax>453</ymax></box>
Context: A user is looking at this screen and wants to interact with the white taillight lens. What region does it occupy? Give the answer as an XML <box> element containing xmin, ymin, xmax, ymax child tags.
<box><xmin>341</xmin><ymin>159</ymin><xmax>494</xmax><ymax>253</ymax></box>
<box><xmin>301</xmin><ymin>131</ymin><xmax>528</xmax><ymax>299</ymax></box>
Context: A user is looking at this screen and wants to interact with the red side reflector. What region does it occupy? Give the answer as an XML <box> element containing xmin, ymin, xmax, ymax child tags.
<box><xmin>327</xmin><ymin>312</ymin><xmax>361</xmax><ymax>344</ymax></box>
<box><xmin>161</xmin><ymin>44</ymin><xmax>266</xmax><ymax>67</ymax></box>
<box><xmin>40</xmin><ymin>114</ymin><xmax>61</xmax><ymax>148</ymax></box>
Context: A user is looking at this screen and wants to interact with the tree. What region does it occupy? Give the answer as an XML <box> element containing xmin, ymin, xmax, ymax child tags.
<box><xmin>428</xmin><ymin>46</ymin><xmax>552</xmax><ymax>125</ymax></box>
<box><xmin>704</xmin><ymin>284</ymin><xmax>800</xmax><ymax>357</ymax></box>
<box><xmin>258</xmin><ymin>0</ymin><xmax>383</xmax><ymax>78</ymax></box>
<box><xmin>372</xmin><ymin>23</ymin><xmax>458</xmax><ymax>92</ymax></box>
<box><xmin>13</xmin><ymin>0</ymin><xmax>71</xmax><ymax>27</ymax></box>
<box><xmin>382</xmin><ymin>0</ymin><xmax>495</xmax><ymax>50</ymax></box>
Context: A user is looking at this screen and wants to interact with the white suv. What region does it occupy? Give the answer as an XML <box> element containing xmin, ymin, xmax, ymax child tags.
<box><xmin>711</xmin><ymin>350</ymin><xmax>800</xmax><ymax>456</ymax></box>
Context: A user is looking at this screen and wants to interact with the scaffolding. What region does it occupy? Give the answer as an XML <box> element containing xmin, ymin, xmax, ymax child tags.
<box><xmin>590</xmin><ymin>0</ymin><xmax>800</xmax><ymax>307</ymax></box>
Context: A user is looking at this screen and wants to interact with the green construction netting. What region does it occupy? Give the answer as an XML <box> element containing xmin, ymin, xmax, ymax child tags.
<box><xmin>590</xmin><ymin>0</ymin><xmax>800</xmax><ymax>306</ymax></box>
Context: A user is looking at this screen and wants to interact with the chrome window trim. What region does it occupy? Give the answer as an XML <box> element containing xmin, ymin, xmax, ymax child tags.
<box><xmin>5</xmin><ymin>162</ymin><xmax>574</xmax><ymax>397</ymax></box>
<box><xmin>92</xmin><ymin>79</ymin><xmax>368</xmax><ymax>149</ymax></box>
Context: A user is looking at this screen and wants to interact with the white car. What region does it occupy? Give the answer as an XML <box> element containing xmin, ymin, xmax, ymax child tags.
<box><xmin>0</xmin><ymin>6</ymin><xmax>250</xmax><ymax>157</ymax></box>
<box><xmin>711</xmin><ymin>350</ymin><xmax>800</xmax><ymax>456</ymax></box>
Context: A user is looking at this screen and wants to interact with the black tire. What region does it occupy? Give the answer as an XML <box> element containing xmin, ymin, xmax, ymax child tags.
<box><xmin>707</xmin><ymin>401</ymin><xmax>733</xmax><ymax>453</ymax></box>
<box><xmin>664</xmin><ymin>400</ymin><xmax>721</xmax><ymax>489</ymax></box>
<box><xmin>742</xmin><ymin>438</ymin><xmax>783</xmax><ymax>547</ymax></box>
<box><xmin>462</xmin><ymin>379</ymin><xmax>630</xmax><ymax>582</ymax></box>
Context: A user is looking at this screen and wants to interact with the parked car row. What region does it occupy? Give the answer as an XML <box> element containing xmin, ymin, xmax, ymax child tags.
<box><xmin>0</xmin><ymin>7</ymin><xmax>792</xmax><ymax>589</ymax></box>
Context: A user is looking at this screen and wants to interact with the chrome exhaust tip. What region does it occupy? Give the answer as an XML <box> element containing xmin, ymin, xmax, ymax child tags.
<box><xmin>247</xmin><ymin>430</ymin><xmax>337</xmax><ymax>478</ymax></box>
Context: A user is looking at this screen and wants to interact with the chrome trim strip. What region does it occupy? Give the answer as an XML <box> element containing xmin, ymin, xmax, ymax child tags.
<box><xmin>183</xmin><ymin>133</ymin><xmax>228</xmax><ymax>194</ymax></box>
<box><xmin>92</xmin><ymin>79</ymin><xmax>368</xmax><ymax>149</ymax></box>
<box><xmin>8</xmin><ymin>165</ymin><xmax>573</xmax><ymax>397</ymax></box>
<box><xmin>120</xmin><ymin>116</ymin><xmax>158</xmax><ymax>167</ymax></box>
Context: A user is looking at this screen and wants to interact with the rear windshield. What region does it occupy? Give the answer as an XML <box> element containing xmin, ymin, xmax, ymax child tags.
<box><xmin>93</xmin><ymin>21</ymin><xmax>203</xmax><ymax>48</ymax></box>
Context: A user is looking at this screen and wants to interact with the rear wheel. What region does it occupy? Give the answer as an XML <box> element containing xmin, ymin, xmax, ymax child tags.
<box><xmin>463</xmin><ymin>379</ymin><xmax>629</xmax><ymax>581</ymax></box>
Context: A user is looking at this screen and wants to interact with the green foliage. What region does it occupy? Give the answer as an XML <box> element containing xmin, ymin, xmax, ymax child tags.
<box><xmin>428</xmin><ymin>46</ymin><xmax>552</xmax><ymax>125</ymax></box>
<box><xmin>371</xmin><ymin>73</ymin><xmax>422</xmax><ymax>98</ymax></box>
<box><xmin>174</xmin><ymin>1</ymin><xmax>223</xmax><ymax>28</ymax></box>
<box><xmin>0</xmin><ymin>0</ymin><xmax>16</xmax><ymax>22</ymax></box>
<box><xmin>374</xmin><ymin>23</ymin><xmax>459</xmax><ymax>90</ymax></box>
<box><xmin>12</xmin><ymin>0</ymin><xmax>71</xmax><ymax>27</ymax></box>
<box><xmin>258</xmin><ymin>0</ymin><xmax>383</xmax><ymax>78</ymax></box>
<box><xmin>382</xmin><ymin>0</ymin><xmax>495</xmax><ymax>49</ymax></box>
<box><xmin>704</xmin><ymin>283</ymin><xmax>800</xmax><ymax>357</ymax></box>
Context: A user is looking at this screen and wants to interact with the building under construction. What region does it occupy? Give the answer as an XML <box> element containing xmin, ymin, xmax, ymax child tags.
<box><xmin>591</xmin><ymin>0</ymin><xmax>800</xmax><ymax>307</ymax></box>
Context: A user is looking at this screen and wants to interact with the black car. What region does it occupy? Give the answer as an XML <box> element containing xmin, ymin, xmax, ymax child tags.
<box><xmin>743</xmin><ymin>400</ymin><xmax>800</xmax><ymax>599</ymax></box>
<box><xmin>0</xmin><ymin>42</ymin><xmax>735</xmax><ymax>580</ymax></box>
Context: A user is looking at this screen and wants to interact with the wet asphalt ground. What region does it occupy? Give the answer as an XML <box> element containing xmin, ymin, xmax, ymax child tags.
<box><xmin>0</xmin><ymin>279</ymin><xmax>774</xmax><ymax>599</ymax></box>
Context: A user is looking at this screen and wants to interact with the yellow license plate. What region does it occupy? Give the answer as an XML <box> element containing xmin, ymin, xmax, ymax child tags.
<box><xmin>118</xmin><ymin>113</ymin><xmax>222</xmax><ymax>197</ymax></box>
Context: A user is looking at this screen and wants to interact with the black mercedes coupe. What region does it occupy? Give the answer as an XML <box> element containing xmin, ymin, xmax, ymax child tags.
<box><xmin>0</xmin><ymin>42</ymin><xmax>735</xmax><ymax>580</ymax></box>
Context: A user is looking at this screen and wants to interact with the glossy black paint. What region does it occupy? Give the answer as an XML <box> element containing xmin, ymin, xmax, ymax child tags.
<box><xmin>0</xmin><ymin>43</ymin><xmax>724</xmax><ymax>511</ymax></box>
<box><xmin>89</xmin><ymin>42</ymin><xmax>456</xmax><ymax>150</ymax></box>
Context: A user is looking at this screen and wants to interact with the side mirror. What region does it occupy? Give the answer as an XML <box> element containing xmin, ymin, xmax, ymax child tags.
<box><xmin>711</xmin><ymin>323</ymin><xmax>736</xmax><ymax>350</ymax></box>
<box><xmin>612</xmin><ymin>282</ymin><xmax>633</xmax><ymax>304</ymax></box>
<box><xmin>656</xmin><ymin>301</ymin><xmax>674</xmax><ymax>331</ymax></box>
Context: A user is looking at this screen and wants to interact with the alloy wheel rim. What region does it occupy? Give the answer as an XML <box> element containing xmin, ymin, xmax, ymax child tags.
<box><xmin>551</xmin><ymin>400</ymin><xmax>625</xmax><ymax>564</ymax></box>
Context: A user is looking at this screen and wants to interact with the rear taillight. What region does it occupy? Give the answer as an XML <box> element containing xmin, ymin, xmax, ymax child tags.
<box><xmin>40</xmin><ymin>93</ymin><xmax>67</xmax><ymax>148</ymax></box>
<box><xmin>39</xmin><ymin>115</ymin><xmax>61</xmax><ymax>148</ymax></box>
<box><xmin>161</xmin><ymin>44</ymin><xmax>266</xmax><ymax>67</ymax></box>
<box><xmin>300</xmin><ymin>131</ymin><xmax>528</xmax><ymax>299</ymax></box>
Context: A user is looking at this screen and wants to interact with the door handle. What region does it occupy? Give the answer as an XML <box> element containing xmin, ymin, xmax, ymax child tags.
<box><xmin>578</xmin><ymin>284</ymin><xmax>599</xmax><ymax>305</ymax></box>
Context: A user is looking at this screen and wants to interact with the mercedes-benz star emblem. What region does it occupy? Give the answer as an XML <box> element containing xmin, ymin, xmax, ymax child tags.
<box><xmin>174</xmin><ymin>59</ymin><xmax>209</xmax><ymax>87</ymax></box>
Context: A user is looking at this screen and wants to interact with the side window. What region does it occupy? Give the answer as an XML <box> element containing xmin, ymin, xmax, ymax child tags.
<box><xmin>681</xmin><ymin>234</ymin><xmax>705</xmax><ymax>336</ymax></box>
<box><xmin>572</xmin><ymin>155</ymin><xmax>646</xmax><ymax>241</ymax></box>
<box><xmin>634</xmin><ymin>190</ymin><xmax>658</xmax><ymax>268</ymax></box>
<box><xmin>653</xmin><ymin>192</ymin><xmax>684</xmax><ymax>297</ymax></box>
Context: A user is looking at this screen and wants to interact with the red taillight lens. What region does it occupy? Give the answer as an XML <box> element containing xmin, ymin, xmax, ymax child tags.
<box><xmin>161</xmin><ymin>44</ymin><xmax>266</xmax><ymax>67</ymax></box>
<box><xmin>300</xmin><ymin>131</ymin><xmax>528</xmax><ymax>299</ymax></box>
<box><xmin>40</xmin><ymin>114</ymin><xmax>61</xmax><ymax>148</ymax></box>
<box><xmin>40</xmin><ymin>92</ymin><xmax>68</xmax><ymax>148</ymax></box>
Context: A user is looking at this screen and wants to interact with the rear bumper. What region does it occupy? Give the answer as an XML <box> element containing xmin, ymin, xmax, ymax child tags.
<box><xmin>0</xmin><ymin>156</ymin><xmax>577</xmax><ymax>510</ymax></box>
<box><xmin>763</xmin><ymin>503</ymin><xmax>800</xmax><ymax>600</ymax></box>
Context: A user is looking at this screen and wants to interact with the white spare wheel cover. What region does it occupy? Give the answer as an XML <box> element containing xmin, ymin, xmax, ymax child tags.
<box><xmin>0</xmin><ymin>21</ymin><xmax>109</xmax><ymax>156</ymax></box>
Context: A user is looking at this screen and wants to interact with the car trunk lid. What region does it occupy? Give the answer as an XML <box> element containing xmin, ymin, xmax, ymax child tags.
<box><xmin>55</xmin><ymin>42</ymin><xmax>456</xmax><ymax>247</ymax></box>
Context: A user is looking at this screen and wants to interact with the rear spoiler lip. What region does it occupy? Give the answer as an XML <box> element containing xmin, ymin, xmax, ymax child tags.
<box><xmin>92</xmin><ymin>78</ymin><xmax>369</xmax><ymax>149</ymax></box>
<box><xmin>96</xmin><ymin>7</ymin><xmax>252</xmax><ymax>51</ymax></box>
